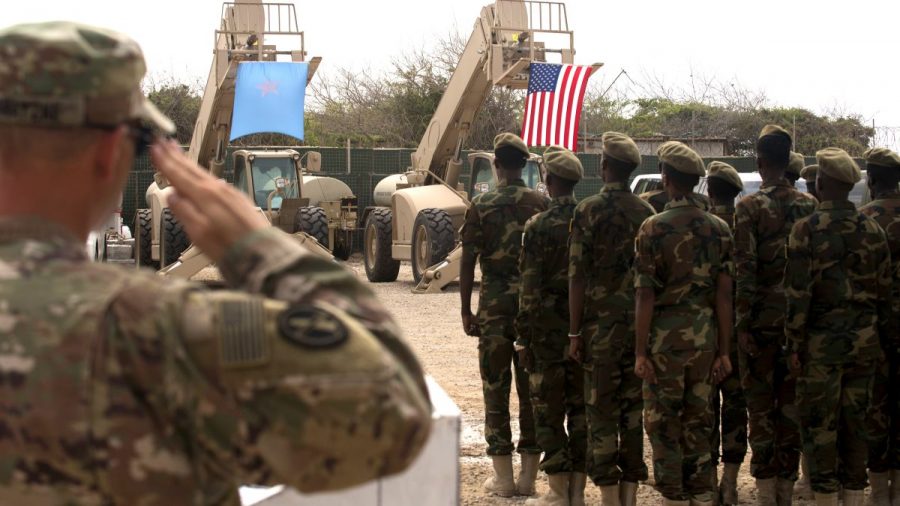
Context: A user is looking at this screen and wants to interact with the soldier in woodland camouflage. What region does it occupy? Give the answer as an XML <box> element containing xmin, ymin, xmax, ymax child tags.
<box><xmin>633</xmin><ymin>142</ymin><xmax>734</xmax><ymax>506</ymax></box>
<box><xmin>568</xmin><ymin>132</ymin><xmax>653</xmax><ymax>506</ymax></box>
<box><xmin>785</xmin><ymin>148</ymin><xmax>891</xmax><ymax>506</ymax></box>
<box><xmin>734</xmin><ymin>125</ymin><xmax>817</xmax><ymax>505</ymax></box>
<box><xmin>705</xmin><ymin>162</ymin><xmax>748</xmax><ymax>505</ymax></box>
<box><xmin>460</xmin><ymin>133</ymin><xmax>546</xmax><ymax>497</ymax></box>
<box><xmin>0</xmin><ymin>21</ymin><xmax>431</xmax><ymax>505</ymax></box>
<box><xmin>516</xmin><ymin>148</ymin><xmax>586</xmax><ymax>506</ymax></box>
<box><xmin>639</xmin><ymin>187</ymin><xmax>712</xmax><ymax>213</ymax></box>
<box><xmin>859</xmin><ymin>147</ymin><xmax>900</xmax><ymax>504</ymax></box>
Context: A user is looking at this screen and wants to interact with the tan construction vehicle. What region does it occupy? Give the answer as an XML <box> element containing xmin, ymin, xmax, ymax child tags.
<box><xmin>134</xmin><ymin>1</ymin><xmax>355</xmax><ymax>278</ymax></box>
<box><xmin>360</xmin><ymin>0</ymin><xmax>584</xmax><ymax>292</ymax></box>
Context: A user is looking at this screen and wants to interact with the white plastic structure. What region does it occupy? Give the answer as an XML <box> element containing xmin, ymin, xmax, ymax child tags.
<box><xmin>239</xmin><ymin>376</ymin><xmax>460</xmax><ymax>506</ymax></box>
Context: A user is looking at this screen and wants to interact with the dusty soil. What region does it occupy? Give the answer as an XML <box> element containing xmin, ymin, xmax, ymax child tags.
<box><xmin>198</xmin><ymin>257</ymin><xmax>831</xmax><ymax>505</ymax></box>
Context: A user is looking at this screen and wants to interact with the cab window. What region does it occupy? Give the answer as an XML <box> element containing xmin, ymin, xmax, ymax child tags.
<box><xmin>249</xmin><ymin>158</ymin><xmax>299</xmax><ymax>209</ymax></box>
<box><xmin>234</xmin><ymin>156</ymin><xmax>250</xmax><ymax>194</ymax></box>
<box><xmin>471</xmin><ymin>157</ymin><xmax>495</xmax><ymax>195</ymax></box>
<box><xmin>523</xmin><ymin>160</ymin><xmax>542</xmax><ymax>190</ymax></box>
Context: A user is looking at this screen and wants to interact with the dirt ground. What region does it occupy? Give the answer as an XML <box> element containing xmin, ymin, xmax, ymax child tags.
<box><xmin>201</xmin><ymin>257</ymin><xmax>832</xmax><ymax>505</ymax></box>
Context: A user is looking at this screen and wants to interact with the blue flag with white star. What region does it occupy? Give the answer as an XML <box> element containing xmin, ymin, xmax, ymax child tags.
<box><xmin>230</xmin><ymin>62</ymin><xmax>308</xmax><ymax>141</ymax></box>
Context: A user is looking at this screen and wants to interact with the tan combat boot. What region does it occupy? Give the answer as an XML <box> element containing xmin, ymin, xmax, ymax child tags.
<box><xmin>619</xmin><ymin>481</ymin><xmax>639</xmax><ymax>506</ymax></box>
<box><xmin>776</xmin><ymin>478</ymin><xmax>795</xmax><ymax>506</ymax></box>
<box><xmin>757</xmin><ymin>478</ymin><xmax>777</xmax><ymax>506</ymax></box>
<box><xmin>483</xmin><ymin>454</ymin><xmax>516</xmax><ymax>497</ymax></box>
<box><xmin>568</xmin><ymin>472</ymin><xmax>586</xmax><ymax>506</ymax></box>
<box><xmin>598</xmin><ymin>483</ymin><xmax>620</xmax><ymax>506</ymax></box>
<box><xmin>891</xmin><ymin>469</ymin><xmax>900</xmax><ymax>505</ymax></box>
<box><xmin>796</xmin><ymin>455</ymin><xmax>813</xmax><ymax>500</ymax></box>
<box><xmin>868</xmin><ymin>471</ymin><xmax>890</xmax><ymax>506</ymax></box>
<box><xmin>517</xmin><ymin>453</ymin><xmax>541</xmax><ymax>496</ymax></box>
<box><xmin>813</xmin><ymin>492</ymin><xmax>838</xmax><ymax>506</ymax></box>
<box><xmin>524</xmin><ymin>472</ymin><xmax>570</xmax><ymax>506</ymax></box>
<box><xmin>719</xmin><ymin>463</ymin><xmax>740</xmax><ymax>505</ymax></box>
<box><xmin>842</xmin><ymin>489</ymin><xmax>864</xmax><ymax>506</ymax></box>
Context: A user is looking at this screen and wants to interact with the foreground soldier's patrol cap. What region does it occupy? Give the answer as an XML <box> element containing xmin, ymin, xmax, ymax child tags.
<box><xmin>601</xmin><ymin>132</ymin><xmax>641</xmax><ymax>166</ymax></box>
<box><xmin>787</xmin><ymin>152</ymin><xmax>805</xmax><ymax>176</ymax></box>
<box><xmin>707</xmin><ymin>161</ymin><xmax>743</xmax><ymax>190</ymax></box>
<box><xmin>759</xmin><ymin>124</ymin><xmax>792</xmax><ymax>143</ymax></box>
<box><xmin>544</xmin><ymin>150</ymin><xmax>583</xmax><ymax>182</ymax></box>
<box><xmin>800</xmin><ymin>165</ymin><xmax>819</xmax><ymax>181</ymax></box>
<box><xmin>0</xmin><ymin>21</ymin><xmax>175</xmax><ymax>133</ymax></box>
<box><xmin>494</xmin><ymin>133</ymin><xmax>530</xmax><ymax>158</ymax></box>
<box><xmin>864</xmin><ymin>147</ymin><xmax>900</xmax><ymax>170</ymax></box>
<box><xmin>817</xmin><ymin>147</ymin><xmax>862</xmax><ymax>184</ymax></box>
<box><xmin>658</xmin><ymin>141</ymin><xmax>705</xmax><ymax>176</ymax></box>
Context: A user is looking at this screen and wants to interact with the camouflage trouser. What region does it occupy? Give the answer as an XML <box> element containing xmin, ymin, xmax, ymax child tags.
<box><xmin>711</xmin><ymin>349</ymin><xmax>748</xmax><ymax>466</ymax></box>
<box><xmin>479</xmin><ymin>320</ymin><xmax>539</xmax><ymax>456</ymax></box>
<box><xmin>584</xmin><ymin>317</ymin><xmax>648</xmax><ymax>486</ymax></box>
<box><xmin>867</xmin><ymin>356</ymin><xmax>893</xmax><ymax>472</ymax></box>
<box><xmin>739</xmin><ymin>331</ymin><xmax>801</xmax><ymax>480</ymax></box>
<box><xmin>645</xmin><ymin>349</ymin><xmax>715</xmax><ymax>501</ymax></box>
<box><xmin>797</xmin><ymin>359</ymin><xmax>874</xmax><ymax>494</ymax></box>
<box><xmin>529</xmin><ymin>358</ymin><xmax>586</xmax><ymax>474</ymax></box>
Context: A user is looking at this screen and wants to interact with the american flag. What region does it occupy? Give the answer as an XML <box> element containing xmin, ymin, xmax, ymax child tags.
<box><xmin>521</xmin><ymin>63</ymin><xmax>594</xmax><ymax>151</ymax></box>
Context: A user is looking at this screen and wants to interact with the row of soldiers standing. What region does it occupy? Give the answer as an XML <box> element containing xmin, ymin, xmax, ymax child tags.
<box><xmin>459</xmin><ymin>126</ymin><xmax>900</xmax><ymax>506</ymax></box>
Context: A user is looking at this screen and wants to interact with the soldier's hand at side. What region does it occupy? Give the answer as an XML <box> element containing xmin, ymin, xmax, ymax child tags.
<box><xmin>634</xmin><ymin>355</ymin><xmax>657</xmax><ymax>384</ymax></box>
<box><xmin>517</xmin><ymin>348</ymin><xmax>534</xmax><ymax>373</ymax></box>
<box><xmin>738</xmin><ymin>332</ymin><xmax>758</xmax><ymax>357</ymax></box>
<box><xmin>461</xmin><ymin>310</ymin><xmax>480</xmax><ymax>337</ymax></box>
<box><xmin>712</xmin><ymin>355</ymin><xmax>733</xmax><ymax>384</ymax></box>
<box><xmin>568</xmin><ymin>335</ymin><xmax>583</xmax><ymax>363</ymax></box>
<box><xmin>150</xmin><ymin>140</ymin><xmax>270</xmax><ymax>263</ymax></box>
<box><xmin>789</xmin><ymin>353</ymin><xmax>802</xmax><ymax>376</ymax></box>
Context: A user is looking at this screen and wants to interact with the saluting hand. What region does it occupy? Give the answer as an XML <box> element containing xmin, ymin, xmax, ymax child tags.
<box><xmin>634</xmin><ymin>355</ymin><xmax>657</xmax><ymax>384</ymax></box>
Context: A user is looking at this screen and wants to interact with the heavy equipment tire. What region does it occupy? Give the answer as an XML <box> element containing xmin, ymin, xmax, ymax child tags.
<box><xmin>160</xmin><ymin>208</ymin><xmax>189</xmax><ymax>268</ymax></box>
<box><xmin>364</xmin><ymin>208</ymin><xmax>399</xmax><ymax>282</ymax></box>
<box><xmin>294</xmin><ymin>206</ymin><xmax>329</xmax><ymax>248</ymax></box>
<box><xmin>411</xmin><ymin>208</ymin><xmax>455</xmax><ymax>284</ymax></box>
<box><xmin>135</xmin><ymin>209</ymin><xmax>157</xmax><ymax>269</ymax></box>
<box><xmin>332</xmin><ymin>230</ymin><xmax>352</xmax><ymax>261</ymax></box>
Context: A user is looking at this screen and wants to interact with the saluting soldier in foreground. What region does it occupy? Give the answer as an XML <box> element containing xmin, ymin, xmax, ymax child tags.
<box><xmin>705</xmin><ymin>162</ymin><xmax>748</xmax><ymax>505</ymax></box>
<box><xmin>460</xmin><ymin>133</ymin><xmax>546</xmax><ymax>497</ymax></box>
<box><xmin>734</xmin><ymin>125</ymin><xmax>817</xmax><ymax>505</ymax></box>
<box><xmin>516</xmin><ymin>148</ymin><xmax>586</xmax><ymax>506</ymax></box>
<box><xmin>785</xmin><ymin>148</ymin><xmax>891</xmax><ymax>506</ymax></box>
<box><xmin>0</xmin><ymin>21</ymin><xmax>431</xmax><ymax>505</ymax></box>
<box><xmin>633</xmin><ymin>142</ymin><xmax>734</xmax><ymax>506</ymax></box>
<box><xmin>568</xmin><ymin>132</ymin><xmax>653</xmax><ymax>506</ymax></box>
<box><xmin>859</xmin><ymin>148</ymin><xmax>900</xmax><ymax>504</ymax></box>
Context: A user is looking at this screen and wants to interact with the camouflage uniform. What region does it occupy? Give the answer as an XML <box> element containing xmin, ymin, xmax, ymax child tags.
<box><xmin>634</xmin><ymin>195</ymin><xmax>734</xmax><ymax>501</ymax></box>
<box><xmin>461</xmin><ymin>178</ymin><xmax>547</xmax><ymax>456</ymax></box>
<box><xmin>639</xmin><ymin>189</ymin><xmax>711</xmax><ymax>213</ymax></box>
<box><xmin>785</xmin><ymin>200</ymin><xmax>891</xmax><ymax>493</ymax></box>
<box><xmin>859</xmin><ymin>193</ymin><xmax>900</xmax><ymax>473</ymax></box>
<box><xmin>734</xmin><ymin>180</ymin><xmax>816</xmax><ymax>481</ymax></box>
<box><xmin>516</xmin><ymin>195</ymin><xmax>585</xmax><ymax>474</ymax></box>
<box><xmin>569</xmin><ymin>182</ymin><xmax>653</xmax><ymax>486</ymax></box>
<box><xmin>0</xmin><ymin>220</ymin><xmax>431</xmax><ymax>505</ymax></box>
<box><xmin>708</xmin><ymin>204</ymin><xmax>748</xmax><ymax>468</ymax></box>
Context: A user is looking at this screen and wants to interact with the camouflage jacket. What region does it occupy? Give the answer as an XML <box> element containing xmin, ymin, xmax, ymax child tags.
<box><xmin>710</xmin><ymin>204</ymin><xmax>736</xmax><ymax>230</ymax></box>
<box><xmin>0</xmin><ymin>219</ymin><xmax>431</xmax><ymax>506</ymax></box>
<box><xmin>639</xmin><ymin>189</ymin><xmax>711</xmax><ymax>213</ymax></box>
<box><xmin>634</xmin><ymin>196</ymin><xmax>735</xmax><ymax>354</ymax></box>
<box><xmin>785</xmin><ymin>200</ymin><xmax>891</xmax><ymax>363</ymax></box>
<box><xmin>515</xmin><ymin>195</ymin><xmax>577</xmax><ymax>360</ymax></box>
<box><xmin>569</xmin><ymin>182</ymin><xmax>655</xmax><ymax>343</ymax></box>
<box><xmin>858</xmin><ymin>192</ymin><xmax>900</xmax><ymax>353</ymax></box>
<box><xmin>461</xmin><ymin>179</ymin><xmax>548</xmax><ymax>324</ymax></box>
<box><xmin>734</xmin><ymin>180</ymin><xmax>817</xmax><ymax>334</ymax></box>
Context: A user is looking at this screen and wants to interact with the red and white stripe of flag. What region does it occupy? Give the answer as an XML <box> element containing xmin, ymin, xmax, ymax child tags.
<box><xmin>521</xmin><ymin>64</ymin><xmax>593</xmax><ymax>151</ymax></box>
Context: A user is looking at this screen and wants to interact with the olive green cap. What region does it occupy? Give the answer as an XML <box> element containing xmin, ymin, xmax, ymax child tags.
<box><xmin>787</xmin><ymin>152</ymin><xmax>805</xmax><ymax>176</ymax></box>
<box><xmin>601</xmin><ymin>131</ymin><xmax>641</xmax><ymax>166</ymax></box>
<box><xmin>759</xmin><ymin>124</ymin><xmax>792</xmax><ymax>143</ymax></box>
<box><xmin>800</xmin><ymin>164</ymin><xmax>819</xmax><ymax>181</ymax></box>
<box><xmin>543</xmin><ymin>145</ymin><xmax>567</xmax><ymax>157</ymax></box>
<box><xmin>707</xmin><ymin>161</ymin><xmax>743</xmax><ymax>191</ymax></box>
<box><xmin>658</xmin><ymin>141</ymin><xmax>705</xmax><ymax>176</ymax></box>
<box><xmin>816</xmin><ymin>147</ymin><xmax>862</xmax><ymax>184</ymax></box>
<box><xmin>0</xmin><ymin>21</ymin><xmax>174</xmax><ymax>133</ymax></box>
<box><xmin>544</xmin><ymin>150</ymin><xmax>583</xmax><ymax>182</ymax></box>
<box><xmin>494</xmin><ymin>132</ymin><xmax>530</xmax><ymax>158</ymax></box>
<box><xmin>864</xmin><ymin>147</ymin><xmax>900</xmax><ymax>170</ymax></box>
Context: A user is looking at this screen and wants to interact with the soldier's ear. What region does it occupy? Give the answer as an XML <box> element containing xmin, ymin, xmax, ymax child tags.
<box><xmin>92</xmin><ymin>125</ymin><xmax>129</xmax><ymax>183</ymax></box>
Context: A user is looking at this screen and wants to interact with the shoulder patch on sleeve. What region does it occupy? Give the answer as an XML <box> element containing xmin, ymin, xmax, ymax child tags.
<box><xmin>219</xmin><ymin>298</ymin><xmax>271</xmax><ymax>368</ymax></box>
<box><xmin>278</xmin><ymin>306</ymin><xmax>348</xmax><ymax>350</ymax></box>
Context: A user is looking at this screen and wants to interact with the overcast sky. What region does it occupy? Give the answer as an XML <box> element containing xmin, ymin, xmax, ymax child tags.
<box><xmin>7</xmin><ymin>1</ymin><xmax>900</xmax><ymax>147</ymax></box>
